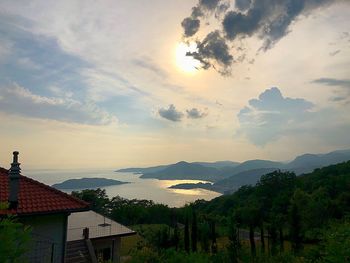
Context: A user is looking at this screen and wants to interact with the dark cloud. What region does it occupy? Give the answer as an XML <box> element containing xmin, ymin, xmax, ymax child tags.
<box><xmin>181</xmin><ymin>0</ymin><xmax>340</xmax><ymax>74</ymax></box>
<box><xmin>312</xmin><ymin>78</ymin><xmax>350</xmax><ymax>88</ymax></box>
<box><xmin>216</xmin><ymin>3</ymin><xmax>230</xmax><ymax>17</ymax></box>
<box><xmin>181</xmin><ymin>17</ymin><xmax>201</xmax><ymax>37</ymax></box>
<box><xmin>158</xmin><ymin>104</ymin><xmax>184</xmax><ymax>122</ymax></box>
<box><xmin>186</xmin><ymin>108</ymin><xmax>208</xmax><ymax>119</ymax></box>
<box><xmin>223</xmin><ymin>0</ymin><xmax>334</xmax><ymax>50</ymax></box>
<box><xmin>187</xmin><ymin>31</ymin><xmax>233</xmax><ymax>75</ymax></box>
<box><xmin>199</xmin><ymin>0</ymin><xmax>221</xmax><ymax>11</ymax></box>
<box><xmin>235</xmin><ymin>0</ymin><xmax>252</xmax><ymax>11</ymax></box>
<box><xmin>181</xmin><ymin>0</ymin><xmax>222</xmax><ymax>37</ymax></box>
<box><xmin>237</xmin><ymin>87</ymin><xmax>314</xmax><ymax>145</ymax></box>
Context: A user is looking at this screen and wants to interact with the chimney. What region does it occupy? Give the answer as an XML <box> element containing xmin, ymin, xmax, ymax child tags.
<box><xmin>9</xmin><ymin>151</ymin><xmax>21</xmax><ymax>209</ymax></box>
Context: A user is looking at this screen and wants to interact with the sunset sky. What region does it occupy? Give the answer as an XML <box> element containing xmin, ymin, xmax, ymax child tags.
<box><xmin>0</xmin><ymin>0</ymin><xmax>349</xmax><ymax>169</ymax></box>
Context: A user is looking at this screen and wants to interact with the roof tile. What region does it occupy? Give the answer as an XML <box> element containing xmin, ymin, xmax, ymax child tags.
<box><xmin>0</xmin><ymin>167</ymin><xmax>89</xmax><ymax>215</ymax></box>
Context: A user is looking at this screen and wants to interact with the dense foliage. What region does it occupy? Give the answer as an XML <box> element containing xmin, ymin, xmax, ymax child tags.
<box><xmin>72</xmin><ymin>161</ymin><xmax>350</xmax><ymax>262</ymax></box>
<box><xmin>0</xmin><ymin>215</ymin><xmax>31</xmax><ymax>262</ymax></box>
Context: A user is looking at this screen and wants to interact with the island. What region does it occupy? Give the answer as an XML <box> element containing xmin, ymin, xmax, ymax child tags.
<box><xmin>168</xmin><ymin>182</ymin><xmax>213</xmax><ymax>190</ymax></box>
<box><xmin>52</xmin><ymin>177</ymin><xmax>129</xmax><ymax>189</ymax></box>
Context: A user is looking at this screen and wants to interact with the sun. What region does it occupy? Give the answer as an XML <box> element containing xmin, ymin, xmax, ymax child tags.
<box><xmin>175</xmin><ymin>42</ymin><xmax>201</xmax><ymax>73</ymax></box>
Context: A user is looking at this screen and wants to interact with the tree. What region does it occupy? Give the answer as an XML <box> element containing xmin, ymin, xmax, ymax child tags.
<box><xmin>191</xmin><ymin>208</ymin><xmax>198</xmax><ymax>252</ymax></box>
<box><xmin>0</xmin><ymin>216</ymin><xmax>31</xmax><ymax>262</ymax></box>
<box><xmin>210</xmin><ymin>221</ymin><xmax>217</xmax><ymax>254</ymax></box>
<box><xmin>72</xmin><ymin>188</ymin><xmax>109</xmax><ymax>214</ymax></box>
<box><xmin>173</xmin><ymin>223</ymin><xmax>179</xmax><ymax>251</ymax></box>
<box><xmin>289</xmin><ymin>199</ymin><xmax>302</xmax><ymax>253</ymax></box>
<box><xmin>268</xmin><ymin>224</ymin><xmax>278</xmax><ymax>256</ymax></box>
<box><xmin>199</xmin><ymin>221</ymin><xmax>210</xmax><ymax>253</ymax></box>
<box><xmin>260</xmin><ymin>222</ymin><xmax>265</xmax><ymax>254</ymax></box>
<box><xmin>184</xmin><ymin>216</ymin><xmax>190</xmax><ymax>253</ymax></box>
<box><xmin>227</xmin><ymin>217</ymin><xmax>240</xmax><ymax>263</ymax></box>
<box><xmin>249</xmin><ymin>224</ymin><xmax>256</xmax><ymax>257</ymax></box>
<box><xmin>237</xmin><ymin>205</ymin><xmax>259</xmax><ymax>257</ymax></box>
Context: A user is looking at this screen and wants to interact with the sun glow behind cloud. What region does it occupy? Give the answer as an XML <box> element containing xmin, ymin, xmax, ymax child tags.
<box><xmin>175</xmin><ymin>42</ymin><xmax>200</xmax><ymax>73</ymax></box>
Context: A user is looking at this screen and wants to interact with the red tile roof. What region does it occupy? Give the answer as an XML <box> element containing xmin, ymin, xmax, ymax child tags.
<box><xmin>0</xmin><ymin>167</ymin><xmax>89</xmax><ymax>215</ymax></box>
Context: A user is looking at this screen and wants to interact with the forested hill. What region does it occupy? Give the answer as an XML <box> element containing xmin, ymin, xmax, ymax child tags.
<box><xmin>193</xmin><ymin>160</ymin><xmax>350</xmax><ymax>217</ymax></box>
<box><xmin>140</xmin><ymin>161</ymin><xmax>223</xmax><ymax>182</ymax></box>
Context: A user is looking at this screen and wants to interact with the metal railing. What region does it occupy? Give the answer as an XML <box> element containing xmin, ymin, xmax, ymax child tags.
<box><xmin>68</xmin><ymin>223</ymin><xmax>130</xmax><ymax>240</ymax></box>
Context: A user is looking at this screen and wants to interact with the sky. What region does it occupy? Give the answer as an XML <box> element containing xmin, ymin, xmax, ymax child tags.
<box><xmin>0</xmin><ymin>0</ymin><xmax>349</xmax><ymax>169</ymax></box>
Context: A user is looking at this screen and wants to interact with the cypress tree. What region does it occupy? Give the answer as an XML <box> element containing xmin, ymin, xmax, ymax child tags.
<box><xmin>269</xmin><ymin>224</ymin><xmax>277</xmax><ymax>256</ymax></box>
<box><xmin>279</xmin><ymin>227</ymin><xmax>284</xmax><ymax>252</ymax></box>
<box><xmin>210</xmin><ymin>221</ymin><xmax>217</xmax><ymax>254</ymax></box>
<box><xmin>191</xmin><ymin>208</ymin><xmax>197</xmax><ymax>252</ymax></box>
<box><xmin>249</xmin><ymin>224</ymin><xmax>256</xmax><ymax>257</ymax></box>
<box><xmin>228</xmin><ymin>219</ymin><xmax>240</xmax><ymax>263</ymax></box>
<box><xmin>260</xmin><ymin>223</ymin><xmax>265</xmax><ymax>254</ymax></box>
<box><xmin>173</xmin><ymin>223</ymin><xmax>179</xmax><ymax>251</ymax></box>
<box><xmin>184</xmin><ymin>216</ymin><xmax>190</xmax><ymax>253</ymax></box>
<box><xmin>290</xmin><ymin>202</ymin><xmax>302</xmax><ymax>253</ymax></box>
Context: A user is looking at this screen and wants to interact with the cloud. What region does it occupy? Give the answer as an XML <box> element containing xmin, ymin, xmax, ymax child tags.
<box><xmin>81</xmin><ymin>68</ymin><xmax>150</xmax><ymax>102</ymax></box>
<box><xmin>133</xmin><ymin>57</ymin><xmax>168</xmax><ymax>79</ymax></box>
<box><xmin>329</xmin><ymin>50</ymin><xmax>340</xmax><ymax>56</ymax></box>
<box><xmin>312</xmin><ymin>77</ymin><xmax>350</xmax><ymax>103</ymax></box>
<box><xmin>159</xmin><ymin>105</ymin><xmax>208</xmax><ymax>122</ymax></box>
<box><xmin>181</xmin><ymin>0</ymin><xmax>224</xmax><ymax>37</ymax></box>
<box><xmin>199</xmin><ymin>0</ymin><xmax>221</xmax><ymax>11</ymax></box>
<box><xmin>181</xmin><ymin>17</ymin><xmax>201</xmax><ymax>37</ymax></box>
<box><xmin>0</xmin><ymin>38</ymin><xmax>13</xmax><ymax>60</ymax></box>
<box><xmin>186</xmin><ymin>108</ymin><xmax>208</xmax><ymax>119</ymax></box>
<box><xmin>0</xmin><ymin>84</ymin><xmax>117</xmax><ymax>125</ymax></box>
<box><xmin>329</xmin><ymin>96</ymin><xmax>347</xmax><ymax>102</ymax></box>
<box><xmin>158</xmin><ymin>104</ymin><xmax>184</xmax><ymax>122</ymax></box>
<box><xmin>235</xmin><ymin>0</ymin><xmax>252</xmax><ymax>11</ymax></box>
<box><xmin>187</xmin><ymin>31</ymin><xmax>233</xmax><ymax>75</ymax></box>
<box><xmin>224</xmin><ymin>0</ymin><xmax>335</xmax><ymax>50</ymax></box>
<box><xmin>312</xmin><ymin>78</ymin><xmax>350</xmax><ymax>88</ymax></box>
<box><xmin>181</xmin><ymin>0</ymin><xmax>342</xmax><ymax>74</ymax></box>
<box><xmin>237</xmin><ymin>87</ymin><xmax>314</xmax><ymax>145</ymax></box>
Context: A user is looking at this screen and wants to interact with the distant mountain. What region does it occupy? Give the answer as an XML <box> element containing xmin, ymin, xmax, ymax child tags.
<box><xmin>117</xmin><ymin>149</ymin><xmax>350</xmax><ymax>193</ymax></box>
<box><xmin>286</xmin><ymin>149</ymin><xmax>350</xmax><ymax>174</ymax></box>
<box><xmin>116</xmin><ymin>161</ymin><xmax>239</xmax><ymax>174</ymax></box>
<box><xmin>192</xmin><ymin>161</ymin><xmax>240</xmax><ymax>169</ymax></box>
<box><xmin>116</xmin><ymin>165</ymin><xmax>170</xmax><ymax>174</ymax></box>
<box><xmin>170</xmin><ymin>168</ymin><xmax>278</xmax><ymax>194</ymax></box>
<box><xmin>167</xmin><ymin>150</ymin><xmax>350</xmax><ymax>193</ymax></box>
<box><xmin>52</xmin><ymin>178</ymin><xmax>129</xmax><ymax>189</ymax></box>
<box><xmin>212</xmin><ymin>168</ymin><xmax>279</xmax><ymax>193</ymax></box>
<box><xmin>228</xmin><ymin>160</ymin><xmax>284</xmax><ymax>174</ymax></box>
<box><xmin>140</xmin><ymin>161</ymin><xmax>223</xmax><ymax>182</ymax></box>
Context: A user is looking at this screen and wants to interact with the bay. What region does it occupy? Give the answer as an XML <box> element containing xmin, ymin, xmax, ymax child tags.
<box><xmin>24</xmin><ymin>169</ymin><xmax>222</xmax><ymax>207</ymax></box>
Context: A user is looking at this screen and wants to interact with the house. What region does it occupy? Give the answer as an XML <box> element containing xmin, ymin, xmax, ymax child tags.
<box><xmin>0</xmin><ymin>151</ymin><xmax>136</xmax><ymax>263</ymax></box>
<box><xmin>67</xmin><ymin>210</ymin><xmax>136</xmax><ymax>263</ymax></box>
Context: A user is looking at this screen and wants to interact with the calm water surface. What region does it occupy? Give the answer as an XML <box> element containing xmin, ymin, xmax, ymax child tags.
<box><xmin>24</xmin><ymin>169</ymin><xmax>221</xmax><ymax>207</ymax></box>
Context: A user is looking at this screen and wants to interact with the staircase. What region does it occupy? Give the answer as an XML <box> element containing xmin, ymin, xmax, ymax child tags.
<box><xmin>65</xmin><ymin>240</ymin><xmax>92</xmax><ymax>263</ymax></box>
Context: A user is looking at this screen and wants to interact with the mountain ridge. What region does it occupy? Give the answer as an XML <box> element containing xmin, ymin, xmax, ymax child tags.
<box><xmin>116</xmin><ymin>149</ymin><xmax>350</xmax><ymax>193</ymax></box>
